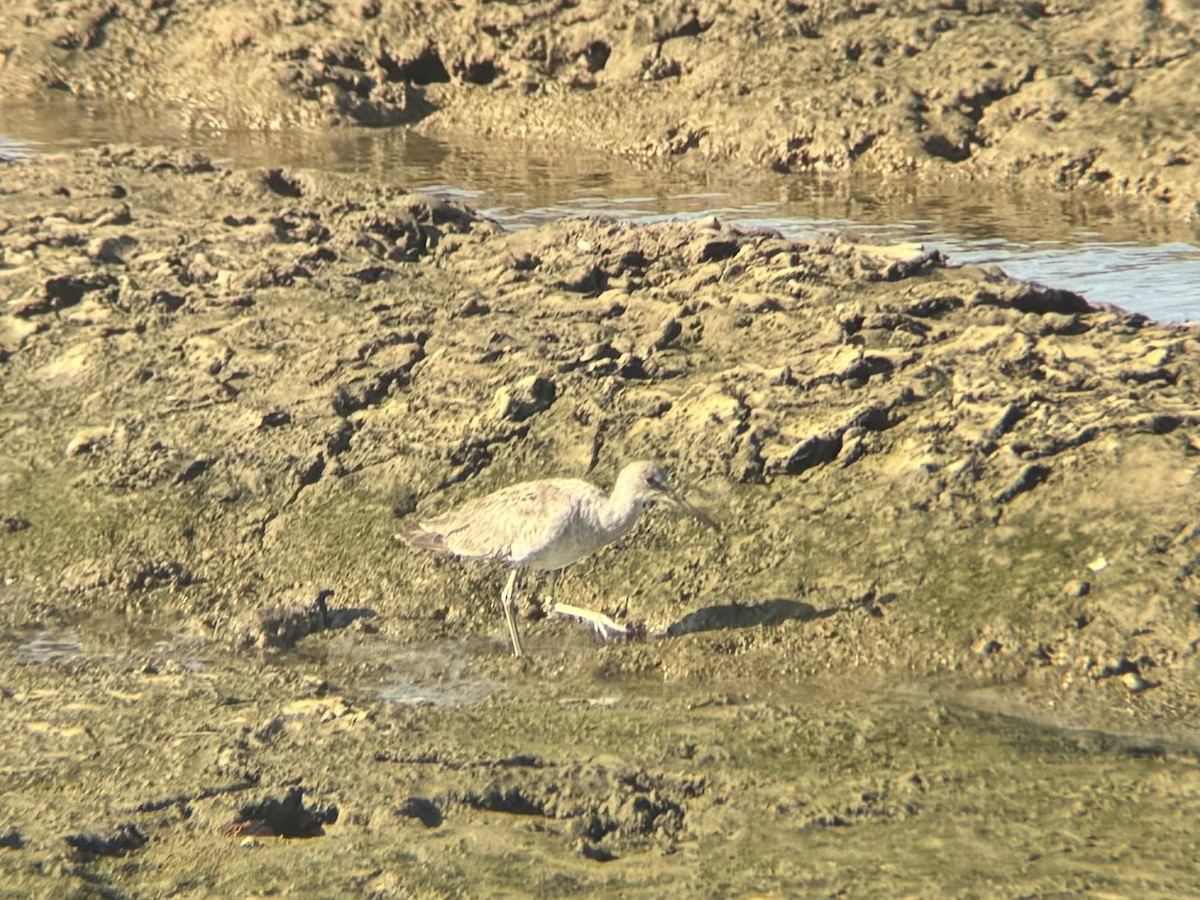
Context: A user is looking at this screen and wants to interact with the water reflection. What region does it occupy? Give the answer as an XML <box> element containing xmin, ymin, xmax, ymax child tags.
<box><xmin>17</xmin><ymin>628</ymin><xmax>85</xmax><ymax>666</ymax></box>
<box><xmin>2</xmin><ymin>99</ymin><xmax>1198</xmax><ymax>321</ymax></box>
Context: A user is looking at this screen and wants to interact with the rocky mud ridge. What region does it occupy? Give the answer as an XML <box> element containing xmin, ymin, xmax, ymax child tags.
<box><xmin>1</xmin><ymin>148</ymin><xmax>1199</xmax><ymax>894</ymax></box>
<box><xmin>2</xmin><ymin>1</ymin><xmax>1199</xmax><ymax>224</ymax></box>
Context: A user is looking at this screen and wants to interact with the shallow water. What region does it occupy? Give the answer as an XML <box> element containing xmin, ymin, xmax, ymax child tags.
<box><xmin>2</xmin><ymin>601</ymin><xmax>1198</xmax><ymax>896</ymax></box>
<box><xmin>15</xmin><ymin>628</ymin><xmax>86</xmax><ymax>666</ymax></box>
<box><xmin>2</xmin><ymin>99</ymin><xmax>1198</xmax><ymax>322</ymax></box>
<box><xmin>7</xmin><ymin>616</ymin><xmax>202</xmax><ymax>670</ymax></box>
<box><xmin>375</xmin><ymin>639</ymin><xmax>498</xmax><ymax>708</ymax></box>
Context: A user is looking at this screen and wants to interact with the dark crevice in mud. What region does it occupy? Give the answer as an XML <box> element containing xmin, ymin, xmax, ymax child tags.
<box><xmin>994</xmin><ymin>463</ymin><xmax>1052</xmax><ymax>504</ymax></box>
<box><xmin>50</xmin><ymin>1</ymin><xmax>119</xmax><ymax>53</ymax></box>
<box><xmin>463</xmin><ymin>784</ymin><xmax>545</xmax><ymax>816</ymax></box>
<box><xmin>983</xmin><ymin>399</ymin><xmax>1028</xmax><ymax>448</ymax></box>
<box><xmin>1119</xmin><ymin>367</ymin><xmax>1178</xmax><ymax>387</ymax></box>
<box><xmin>580</xmin><ymin>841</ymin><xmax>618</xmax><ymax>862</ymax></box>
<box><xmin>582</xmin><ymin>40</ymin><xmax>611</xmax><ymax>73</ymax></box>
<box><xmin>904</xmin><ymin>294</ymin><xmax>965</xmax><ymax>318</ymax></box>
<box><xmin>971</xmin><ymin>283</ymin><xmax>1092</xmax><ymax>316</ymax></box>
<box><xmin>263</xmin><ymin>169</ymin><xmax>303</xmax><ymax>198</ymax></box>
<box><xmin>922</xmin><ymin>133</ymin><xmax>971</xmax><ymax>163</ymax></box>
<box><xmin>764</xmin><ymin>400</ymin><xmax>903</xmax><ymax>478</ymax></box>
<box><xmin>379</xmin><ymin>43</ymin><xmax>451</xmax><ymax>85</ymax></box>
<box><xmin>848</xmin><ymin>131</ymin><xmax>879</xmax><ymax>161</ymax></box>
<box><xmin>129</xmin><ymin>780</ymin><xmax>260</xmax><ymax>814</ymax></box>
<box><xmin>175</xmin><ymin>455</ymin><xmax>215</xmax><ymax>484</ymax></box>
<box><xmin>373</xmin><ymin>752</ymin><xmax>548</xmax><ymax>771</ymax></box>
<box><xmin>490</xmin><ymin>753</ymin><xmax>546</xmax><ymax>769</ymax></box>
<box><xmin>453</xmin><ymin>767</ymin><xmax>693</xmax><ymax>840</ymax></box>
<box><xmin>326</xmin><ymin>335</ymin><xmax>428</xmax><ymax>463</ymax></box>
<box><xmin>64</xmin><ymin>824</ymin><xmax>148</xmax><ymax>861</ymax></box>
<box><xmin>656</xmin><ymin>10</ymin><xmax>711</xmax><ymax>41</ymax></box>
<box><xmin>959</xmin><ymin>65</ymin><xmax>1038</xmax><ymax>125</ymax></box>
<box><xmin>431</xmin><ymin>372</ymin><xmax>561</xmax><ymax>488</ymax></box>
<box><xmin>803</xmin><ymin>353</ymin><xmax>901</xmax><ymax>390</ymax></box>
<box><xmin>0</xmin><ymin>829</ymin><xmax>25</xmax><ymax>850</ymax></box>
<box><xmin>234</xmin><ymin>588</ymin><xmax>375</xmax><ymax>650</ymax></box>
<box><xmin>697</xmin><ymin>238</ymin><xmax>740</xmax><ymax>263</ymax></box>
<box><xmin>373</xmin><ymin>749</ymin><xmax>698</xmax><ymax>842</ymax></box>
<box><xmin>15</xmin><ymin>273</ymin><xmax>117</xmax><ymax>317</ymax></box>
<box><xmin>438</xmin><ymin>429</ymin><xmax>518</xmax><ymax>491</ymax></box>
<box><xmin>1019</xmin><ymin>425</ymin><xmax>1098</xmax><ymax>460</ymax></box>
<box><xmin>666</xmin><ymin>597</ymin><xmax>831</xmax><ymax>637</ymax></box>
<box><xmin>771</xmin><ymin>431</ymin><xmax>843</xmax><ymax>476</ymax></box>
<box><xmin>396</xmin><ymin>796</ymin><xmax>444</xmax><ymax>828</ymax></box>
<box><xmin>455</xmin><ymin>58</ymin><xmax>498</xmax><ymax>86</ymax></box>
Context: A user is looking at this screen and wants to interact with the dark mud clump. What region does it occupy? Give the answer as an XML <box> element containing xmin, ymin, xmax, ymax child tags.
<box><xmin>221</xmin><ymin>786</ymin><xmax>339</xmax><ymax>839</ymax></box>
<box><xmin>64</xmin><ymin>825</ymin><xmax>148</xmax><ymax>861</ymax></box>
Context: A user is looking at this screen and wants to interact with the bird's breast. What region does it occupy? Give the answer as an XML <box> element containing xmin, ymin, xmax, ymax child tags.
<box><xmin>514</xmin><ymin>509</ymin><xmax>620</xmax><ymax>571</ymax></box>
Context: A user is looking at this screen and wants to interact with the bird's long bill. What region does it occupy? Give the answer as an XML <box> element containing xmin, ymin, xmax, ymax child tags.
<box><xmin>663</xmin><ymin>488</ymin><xmax>720</xmax><ymax>531</ymax></box>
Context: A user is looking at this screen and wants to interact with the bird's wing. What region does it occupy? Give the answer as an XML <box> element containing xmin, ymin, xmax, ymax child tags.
<box><xmin>419</xmin><ymin>480</ymin><xmax>585</xmax><ymax>563</ymax></box>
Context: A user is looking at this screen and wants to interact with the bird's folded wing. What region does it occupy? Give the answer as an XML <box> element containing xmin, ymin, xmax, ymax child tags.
<box><xmin>413</xmin><ymin>481</ymin><xmax>580</xmax><ymax>562</ymax></box>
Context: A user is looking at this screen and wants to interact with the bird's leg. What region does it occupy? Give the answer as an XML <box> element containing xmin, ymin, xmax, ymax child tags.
<box><xmin>539</xmin><ymin>569</ymin><xmax>629</xmax><ymax>641</ymax></box>
<box><xmin>500</xmin><ymin>569</ymin><xmax>526</xmax><ymax>658</ymax></box>
<box><xmin>550</xmin><ymin>601</ymin><xmax>631</xmax><ymax>642</ymax></box>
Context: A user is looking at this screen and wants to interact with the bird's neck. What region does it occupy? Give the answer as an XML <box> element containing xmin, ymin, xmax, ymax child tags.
<box><xmin>598</xmin><ymin>485</ymin><xmax>644</xmax><ymax>537</ymax></box>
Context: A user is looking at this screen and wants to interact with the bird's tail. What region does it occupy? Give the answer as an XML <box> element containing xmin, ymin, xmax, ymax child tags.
<box><xmin>399</xmin><ymin>525</ymin><xmax>448</xmax><ymax>554</ymax></box>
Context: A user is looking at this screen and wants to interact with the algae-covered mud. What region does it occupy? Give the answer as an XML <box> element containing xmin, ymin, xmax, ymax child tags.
<box><xmin>1</xmin><ymin>148</ymin><xmax>1198</xmax><ymax>894</ymax></box>
<box><xmin>2</xmin><ymin>0</ymin><xmax>1200</xmax><ymax>895</ymax></box>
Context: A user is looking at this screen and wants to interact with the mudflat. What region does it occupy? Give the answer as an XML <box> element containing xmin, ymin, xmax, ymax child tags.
<box><xmin>1</xmin><ymin>2</ymin><xmax>1199</xmax><ymax>896</ymax></box>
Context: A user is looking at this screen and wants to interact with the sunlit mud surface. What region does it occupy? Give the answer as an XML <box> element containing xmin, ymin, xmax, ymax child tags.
<box><xmin>1</xmin><ymin>143</ymin><xmax>1198</xmax><ymax>894</ymax></box>
<box><xmin>2</xmin><ymin>615</ymin><xmax>1199</xmax><ymax>896</ymax></box>
<box><xmin>4</xmin><ymin>0</ymin><xmax>1200</xmax><ymax>884</ymax></box>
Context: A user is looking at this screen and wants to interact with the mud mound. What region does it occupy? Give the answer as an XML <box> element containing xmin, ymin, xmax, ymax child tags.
<box><xmin>1</xmin><ymin>148</ymin><xmax>1197</xmax><ymax>726</ymax></box>
<box><xmin>1</xmin><ymin>2</ymin><xmax>1197</xmax><ymax>221</ymax></box>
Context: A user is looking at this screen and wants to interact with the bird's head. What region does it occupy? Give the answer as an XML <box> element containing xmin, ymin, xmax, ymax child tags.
<box><xmin>617</xmin><ymin>461</ymin><xmax>718</xmax><ymax>529</ymax></box>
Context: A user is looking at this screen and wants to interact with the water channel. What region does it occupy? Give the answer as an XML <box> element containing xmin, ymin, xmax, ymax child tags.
<box><xmin>3</xmin><ymin>99</ymin><xmax>1198</xmax><ymax>323</ymax></box>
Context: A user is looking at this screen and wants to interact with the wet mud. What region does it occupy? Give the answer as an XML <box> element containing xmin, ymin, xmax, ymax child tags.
<box><xmin>1</xmin><ymin>1</ymin><xmax>1199</xmax><ymax>226</ymax></box>
<box><xmin>2</xmin><ymin>1</ymin><xmax>1200</xmax><ymax>895</ymax></box>
<box><xmin>0</xmin><ymin>147</ymin><xmax>1198</xmax><ymax>895</ymax></box>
